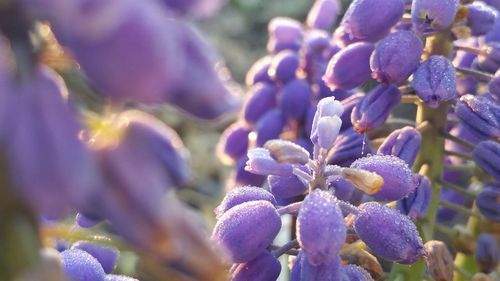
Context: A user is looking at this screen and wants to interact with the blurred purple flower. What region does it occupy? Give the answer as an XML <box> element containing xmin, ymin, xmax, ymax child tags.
<box><xmin>411</xmin><ymin>0</ymin><xmax>459</xmax><ymax>33</ymax></box>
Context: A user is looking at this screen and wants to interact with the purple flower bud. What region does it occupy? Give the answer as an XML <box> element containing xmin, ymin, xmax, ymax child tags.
<box><xmin>340</xmin><ymin>0</ymin><xmax>405</xmax><ymax>42</ymax></box>
<box><xmin>317</xmin><ymin>116</ymin><xmax>342</xmax><ymax>150</ymax></box>
<box><xmin>217</xmin><ymin>123</ymin><xmax>251</xmax><ymax>163</ymax></box>
<box><xmin>483</xmin><ymin>0</ymin><xmax>500</xmax><ymax>10</ymax></box>
<box><xmin>301</xmin><ymin>31</ymin><xmax>334</xmax><ymax>82</ymax></box>
<box><xmin>351</xmin><ymin>154</ymin><xmax>417</xmax><ymax>201</ymax></box>
<box><xmin>326</xmin><ymin>128</ymin><xmax>373</xmax><ymax>167</ymax></box>
<box><xmin>232</xmin><ymin>251</ymin><xmax>281</xmax><ymax>281</ymax></box>
<box><xmin>476</xmin><ymin>186</ymin><xmax>500</xmax><ymax>222</ymax></box>
<box><xmin>234</xmin><ymin>156</ymin><xmax>266</xmax><ymax>187</ymax></box>
<box><xmin>455</xmin><ymin>95</ymin><xmax>500</xmax><ymax>140</ymax></box>
<box><xmin>268</xmin><ymin>50</ymin><xmax>299</xmax><ymax>83</ymax></box>
<box><xmin>340</xmin><ymin>265</ymin><xmax>374</xmax><ymax>281</ymax></box>
<box><xmin>242</xmin><ymin>83</ymin><xmax>277</xmax><ymax>125</ymax></box>
<box><xmin>297</xmin><ymin>190</ymin><xmax>346</xmax><ymax>265</ymax></box>
<box><xmin>75</xmin><ymin>213</ymin><xmax>101</xmax><ymax>228</ymax></box>
<box><xmin>329</xmin><ymin>176</ymin><xmax>363</xmax><ymax>205</ymax></box>
<box><xmin>485</xmin><ymin>16</ymin><xmax>500</xmax><ymax>43</ymax></box>
<box><xmin>424</xmin><ymin>240</ymin><xmax>454</xmax><ymax>281</ymax></box>
<box><xmin>412</xmin><ymin>55</ymin><xmax>457</xmax><ymax>108</ymax></box>
<box><xmin>268</xmin><ymin>173</ymin><xmax>308</xmax><ymax>200</ymax></box>
<box><xmin>267</xmin><ymin>17</ymin><xmax>304</xmax><ymax>53</ymax></box>
<box><xmin>351</xmin><ymin>84</ymin><xmax>402</xmax><ymax>133</ymax></box>
<box><xmin>6</xmin><ymin>66</ymin><xmax>97</xmax><ymax>218</ymax></box>
<box><xmin>340</xmin><ymin>92</ymin><xmax>364</xmax><ymax>131</ymax></box>
<box><xmin>106</xmin><ymin>275</ymin><xmax>138</xmax><ymax>281</ymax></box>
<box><xmin>466</xmin><ymin>2</ymin><xmax>498</xmax><ymax>36</ymax></box>
<box><xmin>370</xmin><ymin>30</ymin><xmax>423</xmax><ymax>84</ymax></box>
<box><xmin>211</xmin><ymin>200</ymin><xmax>281</xmax><ymax>263</ymax></box>
<box><xmin>478</xmin><ymin>42</ymin><xmax>500</xmax><ymax>73</ymax></box>
<box><xmin>323</xmin><ymin>42</ymin><xmax>374</xmax><ymax>90</ymax></box>
<box><xmin>245</xmin><ymin>56</ymin><xmax>274</xmax><ymax>86</ymax></box>
<box><xmin>473</xmin><ymin>141</ymin><xmax>500</xmax><ymax>181</ymax></box>
<box><xmin>165</xmin><ymin>23</ymin><xmax>241</xmax><ymax>120</ymax></box>
<box><xmin>279</xmin><ymin>79</ymin><xmax>313</xmax><ymax>120</ymax></box>
<box><xmin>61</xmin><ymin>249</ymin><xmax>106</xmax><ymax>281</ymax></box>
<box><xmin>246</xmin><ymin>148</ymin><xmax>294</xmax><ymax>176</ymax></box>
<box><xmin>123</xmin><ymin>111</ymin><xmax>192</xmax><ymax>187</ymax></box>
<box><xmin>411</xmin><ymin>0</ymin><xmax>459</xmax><ymax>33</ymax></box>
<box><xmin>214</xmin><ymin>186</ymin><xmax>277</xmax><ymax>219</ymax></box>
<box><xmin>71</xmin><ymin>241</ymin><xmax>119</xmax><ymax>274</ymax></box>
<box><xmin>489</xmin><ymin>70</ymin><xmax>500</xmax><ymax>100</ymax></box>
<box><xmin>378</xmin><ymin>126</ymin><xmax>422</xmax><ymax>166</ymax></box>
<box><xmin>255</xmin><ymin>109</ymin><xmax>285</xmax><ymax>146</ymax></box>
<box><xmin>300</xmin><ymin>254</ymin><xmax>343</xmax><ymax>281</ymax></box>
<box><xmin>475</xmin><ymin>233</ymin><xmax>500</xmax><ymax>273</ymax></box>
<box><xmin>397</xmin><ymin>175</ymin><xmax>432</xmax><ymax>220</ymax></box>
<box><xmin>307</xmin><ymin>0</ymin><xmax>341</xmax><ymax>30</ymax></box>
<box><xmin>354</xmin><ymin>202</ymin><xmax>425</xmax><ymax>264</ymax></box>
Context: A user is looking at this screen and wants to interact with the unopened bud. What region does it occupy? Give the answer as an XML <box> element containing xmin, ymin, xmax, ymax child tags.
<box><xmin>264</xmin><ymin>139</ymin><xmax>310</xmax><ymax>165</ymax></box>
<box><xmin>424</xmin><ymin>240</ymin><xmax>453</xmax><ymax>281</ymax></box>
<box><xmin>342</xmin><ymin>168</ymin><xmax>383</xmax><ymax>195</ymax></box>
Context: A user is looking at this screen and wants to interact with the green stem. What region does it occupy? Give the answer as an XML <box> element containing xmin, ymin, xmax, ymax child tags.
<box><xmin>389</xmin><ymin>30</ymin><xmax>452</xmax><ymax>281</ymax></box>
<box><xmin>0</xmin><ymin>153</ymin><xmax>40</xmax><ymax>281</ymax></box>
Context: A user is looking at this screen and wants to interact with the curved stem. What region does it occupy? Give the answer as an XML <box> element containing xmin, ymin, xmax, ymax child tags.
<box><xmin>455</xmin><ymin>66</ymin><xmax>493</xmax><ymax>82</ymax></box>
<box><xmin>272</xmin><ymin>239</ymin><xmax>299</xmax><ymax>258</ymax></box>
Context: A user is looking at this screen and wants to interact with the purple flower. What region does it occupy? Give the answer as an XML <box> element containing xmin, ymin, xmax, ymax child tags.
<box><xmin>269</xmin><ymin>50</ymin><xmax>300</xmax><ymax>83</ymax></box>
<box><xmin>370</xmin><ymin>30</ymin><xmax>423</xmax><ymax>84</ymax></box>
<box><xmin>242</xmin><ymin>83</ymin><xmax>277</xmax><ymax>125</ymax></box>
<box><xmin>473</xmin><ymin>141</ymin><xmax>500</xmax><ymax>181</ymax></box>
<box><xmin>351</xmin><ymin>154</ymin><xmax>417</xmax><ymax>201</ymax></box>
<box><xmin>323</xmin><ymin>42</ymin><xmax>374</xmax><ymax>90</ymax></box>
<box><xmin>217</xmin><ymin>123</ymin><xmax>251</xmax><ymax>163</ymax></box>
<box><xmin>340</xmin><ymin>92</ymin><xmax>364</xmax><ymax>131</ymax></box>
<box><xmin>245</xmin><ymin>148</ymin><xmax>293</xmax><ymax>176</ymax></box>
<box><xmin>268</xmin><ymin>173</ymin><xmax>307</xmax><ymax>200</ymax></box>
<box><xmin>326</xmin><ymin>128</ymin><xmax>373</xmax><ymax>167</ymax></box>
<box><xmin>476</xmin><ymin>186</ymin><xmax>500</xmax><ymax>222</ymax></box>
<box><xmin>354</xmin><ymin>202</ymin><xmax>425</xmax><ymax>264</ymax></box>
<box><xmin>267</xmin><ymin>17</ymin><xmax>304</xmax><ymax>53</ymax></box>
<box><xmin>71</xmin><ymin>241</ymin><xmax>119</xmax><ymax>274</ymax></box>
<box><xmin>5</xmin><ymin>66</ymin><xmax>97</xmax><ymax>218</ymax></box>
<box><xmin>61</xmin><ymin>249</ymin><xmax>106</xmax><ymax>281</ymax></box>
<box><xmin>214</xmin><ymin>186</ymin><xmax>277</xmax><ymax>219</ymax></box>
<box><xmin>478</xmin><ymin>42</ymin><xmax>500</xmax><ymax>73</ymax></box>
<box><xmin>340</xmin><ymin>265</ymin><xmax>373</xmax><ymax>281</ymax></box>
<box><xmin>455</xmin><ymin>95</ymin><xmax>500</xmax><ymax>140</ymax></box>
<box><xmin>307</xmin><ymin>0</ymin><xmax>341</xmax><ymax>30</ymax></box>
<box><xmin>279</xmin><ymin>79</ymin><xmax>313</xmax><ymax>121</ymax></box>
<box><xmin>411</xmin><ymin>0</ymin><xmax>459</xmax><ymax>33</ymax></box>
<box><xmin>231</xmin><ymin>251</ymin><xmax>281</xmax><ymax>281</ymax></box>
<box><xmin>378</xmin><ymin>126</ymin><xmax>422</xmax><ymax>166</ymax></box>
<box><xmin>351</xmin><ymin>84</ymin><xmax>402</xmax><ymax>133</ymax></box>
<box><xmin>454</xmin><ymin>50</ymin><xmax>478</xmax><ymax>96</ymax></box>
<box><xmin>340</xmin><ymin>0</ymin><xmax>405</xmax><ymax>42</ymax></box>
<box><xmin>475</xmin><ymin>233</ymin><xmax>500</xmax><ymax>273</ymax></box>
<box><xmin>233</xmin><ymin>156</ymin><xmax>267</xmax><ymax>187</ymax></box>
<box><xmin>245</xmin><ymin>56</ymin><xmax>274</xmax><ymax>86</ymax></box>
<box><xmin>397</xmin><ymin>175</ymin><xmax>432</xmax><ymax>220</ymax></box>
<box><xmin>466</xmin><ymin>2</ymin><xmax>498</xmax><ymax>36</ymax></box>
<box><xmin>297</xmin><ymin>253</ymin><xmax>343</xmax><ymax>281</ymax></box>
<box><xmin>297</xmin><ymin>190</ymin><xmax>346</xmax><ymax>265</ymax></box>
<box><xmin>489</xmin><ymin>70</ymin><xmax>500</xmax><ymax>100</ymax></box>
<box><xmin>211</xmin><ymin>200</ymin><xmax>281</xmax><ymax>263</ymax></box>
<box><xmin>255</xmin><ymin>109</ymin><xmax>286</xmax><ymax>146</ymax></box>
<box><xmin>412</xmin><ymin>55</ymin><xmax>457</xmax><ymax>108</ymax></box>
